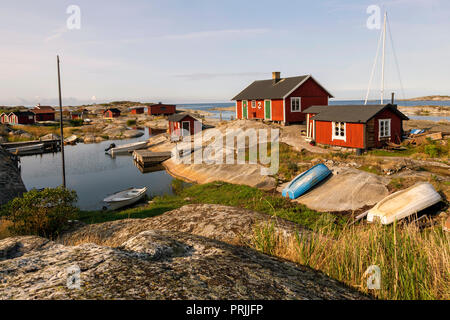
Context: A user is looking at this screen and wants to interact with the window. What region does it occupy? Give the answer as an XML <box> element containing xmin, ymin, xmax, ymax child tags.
<box><xmin>291</xmin><ymin>97</ymin><xmax>301</xmax><ymax>112</ymax></box>
<box><xmin>379</xmin><ymin>119</ymin><xmax>391</xmax><ymax>138</ymax></box>
<box><xmin>251</xmin><ymin>100</ymin><xmax>256</xmax><ymax>108</ymax></box>
<box><xmin>332</xmin><ymin>122</ymin><xmax>346</xmax><ymax>141</ymax></box>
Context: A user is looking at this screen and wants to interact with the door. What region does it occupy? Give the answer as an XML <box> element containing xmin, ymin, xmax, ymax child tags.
<box><xmin>264</xmin><ymin>100</ymin><xmax>271</xmax><ymax>120</ymax></box>
<box><xmin>182</xmin><ymin>121</ymin><xmax>190</xmax><ymax>136</ymax></box>
<box><xmin>242</xmin><ymin>100</ymin><xmax>248</xmax><ymax>119</ymax></box>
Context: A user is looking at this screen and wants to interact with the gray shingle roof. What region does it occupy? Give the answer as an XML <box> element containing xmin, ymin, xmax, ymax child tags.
<box><xmin>168</xmin><ymin>113</ymin><xmax>199</xmax><ymax>122</ymax></box>
<box><xmin>303</xmin><ymin>104</ymin><xmax>409</xmax><ymax>123</ymax></box>
<box><xmin>232</xmin><ymin>75</ymin><xmax>333</xmax><ymax>100</ymax></box>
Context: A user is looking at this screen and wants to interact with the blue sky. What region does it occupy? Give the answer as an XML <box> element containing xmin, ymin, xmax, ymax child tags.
<box><xmin>1</xmin><ymin>0</ymin><xmax>449</xmax><ymax>106</ymax></box>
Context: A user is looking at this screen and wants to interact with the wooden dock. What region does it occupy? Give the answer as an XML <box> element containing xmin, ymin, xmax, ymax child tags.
<box><xmin>0</xmin><ymin>139</ymin><xmax>61</xmax><ymax>156</ymax></box>
<box><xmin>132</xmin><ymin>150</ymin><xmax>172</xmax><ymax>167</ymax></box>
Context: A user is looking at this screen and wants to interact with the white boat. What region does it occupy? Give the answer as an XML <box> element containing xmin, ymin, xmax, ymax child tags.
<box><xmin>6</xmin><ymin>143</ymin><xmax>45</xmax><ymax>154</ymax></box>
<box><xmin>106</xmin><ymin>140</ymin><xmax>149</xmax><ymax>156</ymax></box>
<box><xmin>64</xmin><ymin>135</ymin><xmax>78</xmax><ymax>145</ymax></box>
<box><xmin>103</xmin><ymin>187</ymin><xmax>148</xmax><ymax>211</ymax></box>
<box><xmin>367</xmin><ymin>182</ymin><xmax>442</xmax><ymax>225</ymax></box>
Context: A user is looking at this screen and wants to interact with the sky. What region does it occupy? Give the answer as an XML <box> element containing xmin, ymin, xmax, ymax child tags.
<box><xmin>1</xmin><ymin>0</ymin><xmax>449</xmax><ymax>106</ymax></box>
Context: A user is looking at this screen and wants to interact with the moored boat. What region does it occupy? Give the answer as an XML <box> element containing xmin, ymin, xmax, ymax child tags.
<box><xmin>6</xmin><ymin>143</ymin><xmax>45</xmax><ymax>155</ymax></box>
<box><xmin>64</xmin><ymin>135</ymin><xmax>78</xmax><ymax>145</ymax></box>
<box><xmin>103</xmin><ymin>187</ymin><xmax>148</xmax><ymax>211</ymax></box>
<box><xmin>105</xmin><ymin>140</ymin><xmax>149</xmax><ymax>156</ymax></box>
<box><xmin>282</xmin><ymin>163</ymin><xmax>331</xmax><ymax>199</ymax></box>
<box><xmin>367</xmin><ymin>182</ymin><xmax>442</xmax><ymax>225</ymax></box>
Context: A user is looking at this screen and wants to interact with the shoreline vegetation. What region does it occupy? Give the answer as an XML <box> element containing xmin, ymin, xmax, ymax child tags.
<box><xmin>400</xmin><ymin>95</ymin><xmax>450</xmax><ymax>101</ymax></box>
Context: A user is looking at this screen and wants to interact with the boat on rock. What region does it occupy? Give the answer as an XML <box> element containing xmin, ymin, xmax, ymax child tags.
<box><xmin>282</xmin><ymin>164</ymin><xmax>331</xmax><ymax>200</ymax></box>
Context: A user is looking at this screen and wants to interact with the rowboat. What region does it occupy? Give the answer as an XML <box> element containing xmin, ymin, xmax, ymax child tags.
<box><xmin>6</xmin><ymin>143</ymin><xmax>45</xmax><ymax>154</ymax></box>
<box><xmin>282</xmin><ymin>163</ymin><xmax>331</xmax><ymax>199</ymax></box>
<box><xmin>103</xmin><ymin>187</ymin><xmax>148</xmax><ymax>211</ymax></box>
<box><xmin>105</xmin><ymin>140</ymin><xmax>149</xmax><ymax>156</ymax></box>
<box><xmin>64</xmin><ymin>135</ymin><xmax>78</xmax><ymax>145</ymax></box>
<box><xmin>367</xmin><ymin>182</ymin><xmax>442</xmax><ymax>225</ymax></box>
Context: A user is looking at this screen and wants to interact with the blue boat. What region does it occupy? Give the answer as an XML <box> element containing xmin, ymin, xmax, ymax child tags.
<box><xmin>282</xmin><ymin>164</ymin><xmax>331</xmax><ymax>200</ymax></box>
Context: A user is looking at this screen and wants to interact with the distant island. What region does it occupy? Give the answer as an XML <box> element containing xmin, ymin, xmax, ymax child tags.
<box><xmin>401</xmin><ymin>95</ymin><xmax>450</xmax><ymax>101</ymax></box>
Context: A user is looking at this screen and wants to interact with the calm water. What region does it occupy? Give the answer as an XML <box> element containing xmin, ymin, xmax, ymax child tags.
<box><xmin>176</xmin><ymin>103</ymin><xmax>235</xmax><ymax>120</ymax></box>
<box><xmin>19</xmin><ymin>128</ymin><xmax>174</xmax><ymax>211</ymax></box>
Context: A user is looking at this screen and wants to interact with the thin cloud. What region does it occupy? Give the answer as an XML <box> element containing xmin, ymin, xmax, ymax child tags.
<box><xmin>158</xmin><ymin>28</ymin><xmax>270</xmax><ymax>40</ymax></box>
<box><xmin>174</xmin><ymin>72</ymin><xmax>269</xmax><ymax>80</ymax></box>
<box><xmin>44</xmin><ymin>26</ymin><xmax>68</xmax><ymax>42</ymax></box>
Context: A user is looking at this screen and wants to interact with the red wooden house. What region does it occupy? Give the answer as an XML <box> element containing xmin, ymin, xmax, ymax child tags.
<box><xmin>130</xmin><ymin>106</ymin><xmax>145</xmax><ymax>115</ymax></box>
<box><xmin>31</xmin><ymin>105</ymin><xmax>55</xmax><ymax>121</ymax></box>
<box><xmin>8</xmin><ymin>111</ymin><xmax>36</xmax><ymax>125</ymax></box>
<box><xmin>303</xmin><ymin>104</ymin><xmax>409</xmax><ymax>150</ymax></box>
<box><xmin>168</xmin><ymin>113</ymin><xmax>201</xmax><ymax>137</ymax></box>
<box><xmin>103</xmin><ymin>108</ymin><xmax>121</xmax><ymax>119</ymax></box>
<box><xmin>232</xmin><ymin>72</ymin><xmax>333</xmax><ymax>124</ymax></box>
<box><xmin>0</xmin><ymin>113</ymin><xmax>8</xmax><ymax>124</ymax></box>
<box><xmin>70</xmin><ymin>110</ymin><xmax>87</xmax><ymax>120</ymax></box>
<box><xmin>148</xmin><ymin>103</ymin><xmax>176</xmax><ymax>116</ymax></box>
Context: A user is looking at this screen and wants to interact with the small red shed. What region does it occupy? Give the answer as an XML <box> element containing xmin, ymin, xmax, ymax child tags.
<box><xmin>103</xmin><ymin>108</ymin><xmax>121</xmax><ymax>119</ymax></box>
<box><xmin>8</xmin><ymin>111</ymin><xmax>36</xmax><ymax>125</ymax></box>
<box><xmin>31</xmin><ymin>105</ymin><xmax>55</xmax><ymax>121</ymax></box>
<box><xmin>232</xmin><ymin>72</ymin><xmax>333</xmax><ymax>124</ymax></box>
<box><xmin>303</xmin><ymin>104</ymin><xmax>409</xmax><ymax>150</ymax></box>
<box><xmin>0</xmin><ymin>113</ymin><xmax>8</xmax><ymax>124</ymax></box>
<box><xmin>130</xmin><ymin>106</ymin><xmax>145</xmax><ymax>115</ymax></box>
<box><xmin>148</xmin><ymin>103</ymin><xmax>176</xmax><ymax>116</ymax></box>
<box><xmin>168</xmin><ymin>113</ymin><xmax>201</xmax><ymax>137</ymax></box>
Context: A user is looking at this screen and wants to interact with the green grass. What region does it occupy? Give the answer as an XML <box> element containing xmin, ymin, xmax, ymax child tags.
<box><xmin>75</xmin><ymin>182</ymin><xmax>347</xmax><ymax>230</ymax></box>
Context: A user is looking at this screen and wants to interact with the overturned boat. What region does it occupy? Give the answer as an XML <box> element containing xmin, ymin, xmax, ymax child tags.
<box><xmin>105</xmin><ymin>140</ymin><xmax>149</xmax><ymax>156</ymax></box>
<box><xmin>103</xmin><ymin>187</ymin><xmax>148</xmax><ymax>211</ymax></box>
<box><xmin>367</xmin><ymin>182</ymin><xmax>442</xmax><ymax>225</ymax></box>
<box><xmin>282</xmin><ymin>163</ymin><xmax>331</xmax><ymax>200</ymax></box>
<box><xmin>64</xmin><ymin>135</ymin><xmax>78</xmax><ymax>145</ymax></box>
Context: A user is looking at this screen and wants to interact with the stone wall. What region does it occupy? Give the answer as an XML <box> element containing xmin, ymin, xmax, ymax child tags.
<box><xmin>0</xmin><ymin>147</ymin><xmax>26</xmax><ymax>205</ymax></box>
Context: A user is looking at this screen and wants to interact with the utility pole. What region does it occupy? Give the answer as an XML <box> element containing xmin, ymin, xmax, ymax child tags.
<box><xmin>57</xmin><ymin>55</ymin><xmax>66</xmax><ymax>188</ymax></box>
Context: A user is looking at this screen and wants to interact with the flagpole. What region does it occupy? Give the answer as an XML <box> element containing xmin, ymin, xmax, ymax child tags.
<box><xmin>57</xmin><ymin>55</ymin><xmax>66</xmax><ymax>188</ymax></box>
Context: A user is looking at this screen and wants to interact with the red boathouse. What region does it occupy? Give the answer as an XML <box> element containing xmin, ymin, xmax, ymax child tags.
<box><xmin>232</xmin><ymin>72</ymin><xmax>333</xmax><ymax>124</ymax></box>
<box><xmin>130</xmin><ymin>106</ymin><xmax>145</xmax><ymax>115</ymax></box>
<box><xmin>148</xmin><ymin>103</ymin><xmax>176</xmax><ymax>116</ymax></box>
<box><xmin>168</xmin><ymin>113</ymin><xmax>201</xmax><ymax>137</ymax></box>
<box><xmin>103</xmin><ymin>108</ymin><xmax>121</xmax><ymax>119</ymax></box>
<box><xmin>31</xmin><ymin>105</ymin><xmax>56</xmax><ymax>121</ymax></box>
<box><xmin>8</xmin><ymin>111</ymin><xmax>36</xmax><ymax>125</ymax></box>
<box><xmin>303</xmin><ymin>104</ymin><xmax>409</xmax><ymax>150</ymax></box>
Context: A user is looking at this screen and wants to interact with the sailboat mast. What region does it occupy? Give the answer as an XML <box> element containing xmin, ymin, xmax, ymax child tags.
<box><xmin>381</xmin><ymin>12</ymin><xmax>387</xmax><ymax>104</ymax></box>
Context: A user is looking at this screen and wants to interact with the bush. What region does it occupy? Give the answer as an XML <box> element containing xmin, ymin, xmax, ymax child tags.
<box><xmin>126</xmin><ymin>119</ymin><xmax>137</xmax><ymax>126</ymax></box>
<box><xmin>69</xmin><ymin>119</ymin><xmax>84</xmax><ymax>127</ymax></box>
<box><xmin>424</xmin><ymin>144</ymin><xmax>440</xmax><ymax>158</ymax></box>
<box><xmin>0</xmin><ymin>187</ymin><xmax>78</xmax><ymax>238</ymax></box>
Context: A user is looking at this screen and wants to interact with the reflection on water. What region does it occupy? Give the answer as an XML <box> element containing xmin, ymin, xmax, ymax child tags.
<box><xmin>19</xmin><ymin>129</ymin><xmax>174</xmax><ymax>210</ymax></box>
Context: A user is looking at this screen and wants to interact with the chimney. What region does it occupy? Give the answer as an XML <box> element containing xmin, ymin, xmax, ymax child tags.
<box><xmin>391</xmin><ymin>92</ymin><xmax>397</xmax><ymax>109</ymax></box>
<box><xmin>272</xmin><ymin>71</ymin><xmax>281</xmax><ymax>84</ymax></box>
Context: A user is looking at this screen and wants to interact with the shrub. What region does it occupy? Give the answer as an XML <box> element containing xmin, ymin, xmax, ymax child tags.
<box><xmin>69</xmin><ymin>119</ymin><xmax>84</xmax><ymax>127</ymax></box>
<box><xmin>0</xmin><ymin>187</ymin><xmax>78</xmax><ymax>238</ymax></box>
<box><xmin>126</xmin><ymin>119</ymin><xmax>137</xmax><ymax>126</ymax></box>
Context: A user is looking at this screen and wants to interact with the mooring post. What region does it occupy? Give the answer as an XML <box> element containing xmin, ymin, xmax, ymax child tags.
<box><xmin>57</xmin><ymin>55</ymin><xmax>66</xmax><ymax>188</ymax></box>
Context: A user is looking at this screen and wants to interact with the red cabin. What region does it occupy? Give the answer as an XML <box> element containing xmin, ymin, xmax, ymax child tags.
<box><xmin>31</xmin><ymin>105</ymin><xmax>55</xmax><ymax>121</ymax></box>
<box><xmin>8</xmin><ymin>111</ymin><xmax>36</xmax><ymax>125</ymax></box>
<box><xmin>0</xmin><ymin>113</ymin><xmax>8</xmax><ymax>124</ymax></box>
<box><xmin>168</xmin><ymin>113</ymin><xmax>201</xmax><ymax>137</ymax></box>
<box><xmin>303</xmin><ymin>104</ymin><xmax>409</xmax><ymax>150</ymax></box>
<box><xmin>103</xmin><ymin>108</ymin><xmax>121</xmax><ymax>119</ymax></box>
<box><xmin>148</xmin><ymin>103</ymin><xmax>176</xmax><ymax>116</ymax></box>
<box><xmin>130</xmin><ymin>106</ymin><xmax>145</xmax><ymax>115</ymax></box>
<box><xmin>232</xmin><ymin>72</ymin><xmax>333</xmax><ymax>124</ymax></box>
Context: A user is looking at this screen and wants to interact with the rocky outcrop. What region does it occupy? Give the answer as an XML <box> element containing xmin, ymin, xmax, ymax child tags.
<box><xmin>0</xmin><ymin>147</ymin><xmax>26</xmax><ymax>206</ymax></box>
<box><xmin>0</xmin><ymin>205</ymin><xmax>369</xmax><ymax>299</ymax></box>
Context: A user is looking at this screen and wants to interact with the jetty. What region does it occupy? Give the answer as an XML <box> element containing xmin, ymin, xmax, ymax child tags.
<box><xmin>0</xmin><ymin>139</ymin><xmax>61</xmax><ymax>156</ymax></box>
<box><xmin>133</xmin><ymin>150</ymin><xmax>172</xmax><ymax>167</ymax></box>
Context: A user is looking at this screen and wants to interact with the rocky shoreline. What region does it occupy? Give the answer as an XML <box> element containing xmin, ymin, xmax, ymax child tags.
<box><xmin>0</xmin><ymin>147</ymin><xmax>26</xmax><ymax>206</ymax></box>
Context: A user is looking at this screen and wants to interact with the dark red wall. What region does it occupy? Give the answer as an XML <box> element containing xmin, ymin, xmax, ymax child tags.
<box><xmin>35</xmin><ymin>113</ymin><xmax>55</xmax><ymax>121</ymax></box>
<box><xmin>372</xmin><ymin>109</ymin><xmax>403</xmax><ymax>146</ymax></box>
<box><xmin>148</xmin><ymin>104</ymin><xmax>176</xmax><ymax>115</ymax></box>
<box><xmin>169</xmin><ymin>115</ymin><xmax>200</xmax><ymax>136</ymax></box>
<box><xmin>314</xmin><ymin>121</ymin><xmax>365</xmax><ymax>149</ymax></box>
<box><xmin>131</xmin><ymin>108</ymin><xmax>144</xmax><ymax>114</ymax></box>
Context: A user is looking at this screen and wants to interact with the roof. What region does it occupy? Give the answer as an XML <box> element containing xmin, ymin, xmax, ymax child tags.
<box><xmin>129</xmin><ymin>106</ymin><xmax>145</xmax><ymax>110</ymax></box>
<box><xmin>9</xmin><ymin>111</ymin><xmax>35</xmax><ymax>117</ymax></box>
<box><xmin>168</xmin><ymin>113</ymin><xmax>199</xmax><ymax>122</ymax></box>
<box><xmin>149</xmin><ymin>103</ymin><xmax>176</xmax><ymax>107</ymax></box>
<box><xmin>104</xmin><ymin>108</ymin><xmax>121</xmax><ymax>113</ymax></box>
<box><xmin>232</xmin><ymin>75</ymin><xmax>333</xmax><ymax>100</ymax></box>
<box><xmin>303</xmin><ymin>104</ymin><xmax>409</xmax><ymax>123</ymax></box>
<box><xmin>32</xmin><ymin>106</ymin><xmax>55</xmax><ymax>114</ymax></box>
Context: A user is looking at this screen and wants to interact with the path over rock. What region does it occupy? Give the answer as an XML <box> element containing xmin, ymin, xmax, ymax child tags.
<box><xmin>0</xmin><ymin>232</ymin><xmax>368</xmax><ymax>300</ymax></box>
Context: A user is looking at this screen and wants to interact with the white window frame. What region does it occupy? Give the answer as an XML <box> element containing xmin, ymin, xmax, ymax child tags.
<box><xmin>251</xmin><ymin>100</ymin><xmax>256</xmax><ymax>108</ymax></box>
<box><xmin>290</xmin><ymin>97</ymin><xmax>301</xmax><ymax>112</ymax></box>
<box><xmin>181</xmin><ymin>121</ymin><xmax>191</xmax><ymax>136</ymax></box>
<box><xmin>379</xmin><ymin>119</ymin><xmax>391</xmax><ymax>138</ymax></box>
<box><xmin>332</xmin><ymin>121</ymin><xmax>346</xmax><ymax>141</ymax></box>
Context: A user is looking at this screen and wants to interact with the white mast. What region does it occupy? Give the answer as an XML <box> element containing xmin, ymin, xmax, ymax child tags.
<box><xmin>380</xmin><ymin>12</ymin><xmax>387</xmax><ymax>104</ymax></box>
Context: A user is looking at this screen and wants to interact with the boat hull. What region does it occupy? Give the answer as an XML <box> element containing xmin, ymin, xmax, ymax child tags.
<box><xmin>103</xmin><ymin>187</ymin><xmax>148</xmax><ymax>211</ymax></box>
<box><xmin>282</xmin><ymin>163</ymin><xmax>331</xmax><ymax>200</ymax></box>
<box><xmin>107</xmin><ymin>141</ymin><xmax>148</xmax><ymax>156</ymax></box>
<box><xmin>367</xmin><ymin>182</ymin><xmax>442</xmax><ymax>225</ymax></box>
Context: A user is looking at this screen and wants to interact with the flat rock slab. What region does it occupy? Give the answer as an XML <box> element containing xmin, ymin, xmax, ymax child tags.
<box><xmin>279</xmin><ymin>167</ymin><xmax>389</xmax><ymax>212</ymax></box>
<box><xmin>0</xmin><ymin>232</ymin><xmax>368</xmax><ymax>300</ymax></box>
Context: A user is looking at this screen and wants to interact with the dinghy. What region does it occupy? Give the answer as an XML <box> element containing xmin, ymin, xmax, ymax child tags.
<box><xmin>103</xmin><ymin>187</ymin><xmax>148</xmax><ymax>211</ymax></box>
<box><xmin>6</xmin><ymin>143</ymin><xmax>45</xmax><ymax>155</ymax></box>
<box><xmin>105</xmin><ymin>140</ymin><xmax>149</xmax><ymax>156</ymax></box>
<box><xmin>282</xmin><ymin>163</ymin><xmax>331</xmax><ymax>199</ymax></box>
<box><xmin>64</xmin><ymin>135</ymin><xmax>78</xmax><ymax>145</ymax></box>
<box><xmin>367</xmin><ymin>182</ymin><xmax>442</xmax><ymax>225</ymax></box>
